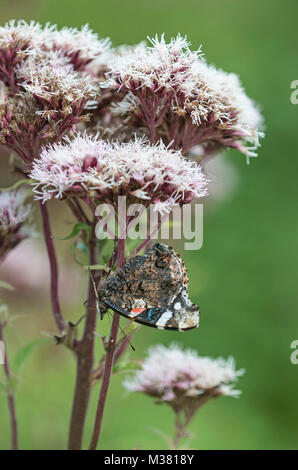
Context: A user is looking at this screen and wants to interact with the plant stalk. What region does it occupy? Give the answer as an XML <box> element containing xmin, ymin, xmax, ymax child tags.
<box><xmin>68</xmin><ymin>228</ymin><xmax>98</xmax><ymax>450</ymax></box>
<box><xmin>88</xmin><ymin>238</ymin><xmax>125</xmax><ymax>450</ymax></box>
<box><xmin>0</xmin><ymin>323</ymin><xmax>18</xmax><ymax>450</ymax></box>
<box><xmin>39</xmin><ymin>202</ymin><xmax>66</xmax><ymax>333</ymax></box>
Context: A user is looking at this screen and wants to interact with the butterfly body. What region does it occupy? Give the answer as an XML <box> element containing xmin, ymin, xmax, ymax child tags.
<box><xmin>98</xmin><ymin>243</ymin><xmax>199</xmax><ymax>331</ymax></box>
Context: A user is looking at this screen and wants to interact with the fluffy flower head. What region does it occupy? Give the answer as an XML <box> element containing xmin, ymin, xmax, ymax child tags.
<box><xmin>0</xmin><ymin>189</ymin><xmax>34</xmax><ymax>260</ymax></box>
<box><xmin>0</xmin><ymin>52</ymin><xmax>99</xmax><ymax>164</ymax></box>
<box><xmin>30</xmin><ymin>134</ymin><xmax>208</xmax><ymax>212</ymax></box>
<box><xmin>0</xmin><ymin>20</ymin><xmax>44</xmax><ymax>90</ymax></box>
<box><xmin>17</xmin><ymin>51</ymin><xmax>99</xmax><ymax>107</ymax></box>
<box><xmin>43</xmin><ymin>23</ymin><xmax>111</xmax><ymax>71</ymax></box>
<box><xmin>107</xmin><ymin>34</ymin><xmax>263</xmax><ymax>158</ymax></box>
<box><xmin>123</xmin><ymin>343</ymin><xmax>244</xmax><ymax>404</ymax></box>
<box><xmin>0</xmin><ymin>20</ymin><xmax>43</xmax><ymax>56</ymax></box>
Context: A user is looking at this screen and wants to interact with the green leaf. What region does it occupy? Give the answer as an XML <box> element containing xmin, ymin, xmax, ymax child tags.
<box><xmin>118</xmin><ymin>322</ymin><xmax>140</xmax><ymax>338</ymax></box>
<box><xmin>12</xmin><ymin>338</ymin><xmax>52</xmax><ymax>374</ymax></box>
<box><xmin>58</xmin><ymin>223</ymin><xmax>91</xmax><ymax>242</ymax></box>
<box><xmin>112</xmin><ymin>360</ymin><xmax>141</xmax><ymax>374</ymax></box>
<box><xmin>0</xmin><ymin>179</ymin><xmax>34</xmax><ymax>192</ymax></box>
<box><xmin>70</xmin><ymin>241</ymin><xmax>89</xmax><ymax>266</ymax></box>
<box><xmin>0</xmin><ymin>281</ymin><xmax>15</xmax><ymax>291</ymax></box>
<box><xmin>83</xmin><ymin>264</ymin><xmax>110</xmax><ymax>272</ymax></box>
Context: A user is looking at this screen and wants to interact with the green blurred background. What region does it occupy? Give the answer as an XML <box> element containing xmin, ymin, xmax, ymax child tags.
<box><xmin>0</xmin><ymin>0</ymin><xmax>297</xmax><ymax>450</ymax></box>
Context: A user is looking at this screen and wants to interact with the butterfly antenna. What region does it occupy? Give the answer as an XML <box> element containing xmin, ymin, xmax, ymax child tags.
<box><xmin>89</xmin><ymin>268</ymin><xmax>104</xmax><ymax>319</ymax></box>
<box><xmin>106</xmin><ymin>310</ymin><xmax>135</xmax><ymax>352</ymax></box>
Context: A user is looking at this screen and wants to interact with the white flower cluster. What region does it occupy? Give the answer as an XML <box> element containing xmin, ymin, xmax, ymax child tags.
<box><xmin>123</xmin><ymin>343</ymin><xmax>244</xmax><ymax>401</ymax></box>
<box><xmin>0</xmin><ymin>20</ymin><xmax>111</xmax><ymax>69</ymax></box>
<box><xmin>0</xmin><ymin>189</ymin><xmax>32</xmax><ymax>228</ymax></box>
<box><xmin>107</xmin><ymin>34</ymin><xmax>202</xmax><ymax>94</ymax></box>
<box><xmin>45</xmin><ymin>23</ymin><xmax>111</xmax><ymax>64</ymax></box>
<box><xmin>0</xmin><ymin>189</ymin><xmax>35</xmax><ymax>259</ymax></box>
<box><xmin>0</xmin><ymin>20</ymin><xmax>42</xmax><ymax>52</ymax></box>
<box><xmin>30</xmin><ymin>134</ymin><xmax>208</xmax><ymax>212</ymax></box>
<box><xmin>0</xmin><ymin>21</ymin><xmax>109</xmax><ymax>163</ymax></box>
<box><xmin>17</xmin><ymin>51</ymin><xmax>98</xmax><ymax>107</ymax></box>
<box><xmin>107</xmin><ymin>34</ymin><xmax>263</xmax><ymax>157</ymax></box>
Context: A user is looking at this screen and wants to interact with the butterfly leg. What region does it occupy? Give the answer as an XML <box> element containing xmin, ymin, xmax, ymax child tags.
<box><xmin>89</xmin><ymin>268</ymin><xmax>106</xmax><ymax>320</ymax></box>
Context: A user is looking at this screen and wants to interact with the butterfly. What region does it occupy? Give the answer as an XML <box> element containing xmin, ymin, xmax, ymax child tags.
<box><xmin>97</xmin><ymin>243</ymin><xmax>199</xmax><ymax>331</ymax></box>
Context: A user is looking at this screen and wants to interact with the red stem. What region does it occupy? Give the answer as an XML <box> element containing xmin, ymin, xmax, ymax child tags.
<box><xmin>0</xmin><ymin>323</ymin><xmax>18</xmax><ymax>450</ymax></box>
<box><xmin>68</xmin><ymin>229</ymin><xmax>98</xmax><ymax>450</ymax></box>
<box><xmin>88</xmin><ymin>239</ymin><xmax>125</xmax><ymax>450</ymax></box>
<box><xmin>39</xmin><ymin>203</ymin><xmax>66</xmax><ymax>333</ymax></box>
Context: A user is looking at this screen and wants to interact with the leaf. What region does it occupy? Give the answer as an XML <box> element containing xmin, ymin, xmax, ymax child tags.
<box><xmin>70</xmin><ymin>241</ymin><xmax>89</xmax><ymax>266</ymax></box>
<box><xmin>112</xmin><ymin>360</ymin><xmax>141</xmax><ymax>374</ymax></box>
<box><xmin>83</xmin><ymin>264</ymin><xmax>110</xmax><ymax>272</ymax></box>
<box><xmin>0</xmin><ymin>281</ymin><xmax>15</xmax><ymax>291</ymax></box>
<box><xmin>58</xmin><ymin>222</ymin><xmax>91</xmax><ymax>242</ymax></box>
<box><xmin>0</xmin><ymin>179</ymin><xmax>34</xmax><ymax>192</ymax></box>
<box><xmin>12</xmin><ymin>338</ymin><xmax>52</xmax><ymax>374</ymax></box>
<box><xmin>118</xmin><ymin>322</ymin><xmax>140</xmax><ymax>338</ymax></box>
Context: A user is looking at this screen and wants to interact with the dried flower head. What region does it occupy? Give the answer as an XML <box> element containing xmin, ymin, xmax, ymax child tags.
<box><xmin>107</xmin><ymin>34</ymin><xmax>263</xmax><ymax>158</ymax></box>
<box><xmin>0</xmin><ymin>52</ymin><xmax>99</xmax><ymax>166</ymax></box>
<box><xmin>29</xmin><ymin>133</ymin><xmax>208</xmax><ymax>212</ymax></box>
<box><xmin>123</xmin><ymin>343</ymin><xmax>244</xmax><ymax>412</ymax></box>
<box><xmin>0</xmin><ymin>20</ymin><xmax>43</xmax><ymax>92</ymax></box>
<box><xmin>17</xmin><ymin>51</ymin><xmax>98</xmax><ymax>113</ymax></box>
<box><xmin>0</xmin><ymin>189</ymin><xmax>34</xmax><ymax>260</ymax></box>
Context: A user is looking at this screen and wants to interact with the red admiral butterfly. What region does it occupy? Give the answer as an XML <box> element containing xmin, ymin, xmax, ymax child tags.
<box><xmin>98</xmin><ymin>243</ymin><xmax>199</xmax><ymax>331</ymax></box>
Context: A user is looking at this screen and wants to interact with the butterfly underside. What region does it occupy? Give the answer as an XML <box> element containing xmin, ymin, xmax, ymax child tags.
<box><xmin>98</xmin><ymin>243</ymin><xmax>199</xmax><ymax>331</ymax></box>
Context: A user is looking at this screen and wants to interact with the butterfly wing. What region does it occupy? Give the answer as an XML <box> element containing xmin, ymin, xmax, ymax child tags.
<box><xmin>100</xmin><ymin>243</ymin><xmax>199</xmax><ymax>331</ymax></box>
<box><xmin>103</xmin><ymin>286</ymin><xmax>199</xmax><ymax>331</ymax></box>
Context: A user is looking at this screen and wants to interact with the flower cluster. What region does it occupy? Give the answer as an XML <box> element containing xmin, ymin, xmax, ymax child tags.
<box><xmin>0</xmin><ymin>20</ymin><xmax>43</xmax><ymax>93</ymax></box>
<box><xmin>44</xmin><ymin>24</ymin><xmax>111</xmax><ymax>72</ymax></box>
<box><xmin>0</xmin><ymin>20</ymin><xmax>111</xmax><ymax>91</ymax></box>
<box><xmin>106</xmin><ymin>35</ymin><xmax>263</xmax><ymax>158</ymax></box>
<box><xmin>30</xmin><ymin>134</ymin><xmax>208</xmax><ymax>213</ymax></box>
<box><xmin>123</xmin><ymin>343</ymin><xmax>244</xmax><ymax>410</ymax></box>
<box><xmin>0</xmin><ymin>21</ymin><xmax>102</xmax><ymax>167</ymax></box>
<box><xmin>0</xmin><ymin>55</ymin><xmax>98</xmax><ymax>164</ymax></box>
<box><xmin>0</xmin><ymin>189</ymin><xmax>34</xmax><ymax>260</ymax></box>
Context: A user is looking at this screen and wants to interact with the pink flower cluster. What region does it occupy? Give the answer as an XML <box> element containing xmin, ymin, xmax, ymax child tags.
<box><xmin>0</xmin><ymin>189</ymin><xmax>35</xmax><ymax>260</ymax></box>
<box><xmin>0</xmin><ymin>21</ymin><xmax>108</xmax><ymax>168</ymax></box>
<box><xmin>106</xmin><ymin>35</ymin><xmax>263</xmax><ymax>158</ymax></box>
<box><xmin>123</xmin><ymin>343</ymin><xmax>244</xmax><ymax>410</ymax></box>
<box><xmin>30</xmin><ymin>134</ymin><xmax>208</xmax><ymax>213</ymax></box>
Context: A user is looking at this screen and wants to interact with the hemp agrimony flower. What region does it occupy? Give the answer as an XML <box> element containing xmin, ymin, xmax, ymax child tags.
<box><xmin>44</xmin><ymin>24</ymin><xmax>111</xmax><ymax>72</ymax></box>
<box><xmin>124</xmin><ymin>343</ymin><xmax>244</xmax><ymax>402</ymax></box>
<box><xmin>123</xmin><ymin>343</ymin><xmax>244</xmax><ymax>448</ymax></box>
<box><xmin>0</xmin><ymin>52</ymin><xmax>99</xmax><ymax>166</ymax></box>
<box><xmin>107</xmin><ymin>34</ymin><xmax>263</xmax><ymax>158</ymax></box>
<box><xmin>0</xmin><ymin>189</ymin><xmax>34</xmax><ymax>260</ymax></box>
<box><xmin>0</xmin><ymin>20</ymin><xmax>43</xmax><ymax>93</ymax></box>
<box><xmin>29</xmin><ymin>134</ymin><xmax>208</xmax><ymax>212</ymax></box>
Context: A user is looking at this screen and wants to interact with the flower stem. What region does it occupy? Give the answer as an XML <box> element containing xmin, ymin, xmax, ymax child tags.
<box><xmin>68</xmin><ymin>229</ymin><xmax>98</xmax><ymax>450</ymax></box>
<box><xmin>39</xmin><ymin>202</ymin><xmax>66</xmax><ymax>333</ymax></box>
<box><xmin>0</xmin><ymin>323</ymin><xmax>18</xmax><ymax>450</ymax></box>
<box><xmin>88</xmin><ymin>238</ymin><xmax>125</xmax><ymax>450</ymax></box>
